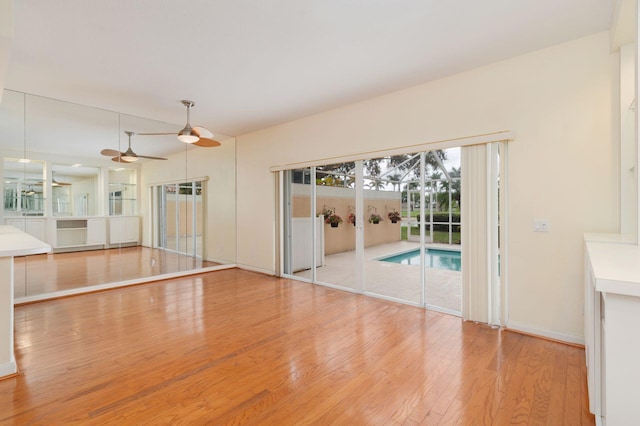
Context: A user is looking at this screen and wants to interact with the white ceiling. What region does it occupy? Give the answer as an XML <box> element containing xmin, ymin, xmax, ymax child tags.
<box><xmin>5</xmin><ymin>0</ymin><xmax>613</xmax><ymax>138</ymax></box>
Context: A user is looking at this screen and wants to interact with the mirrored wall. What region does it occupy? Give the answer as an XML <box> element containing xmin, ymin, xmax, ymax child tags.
<box><xmin>0</xmin><ymin>89</ymin><xmax>237</xmax><ymax>300</ymax></box>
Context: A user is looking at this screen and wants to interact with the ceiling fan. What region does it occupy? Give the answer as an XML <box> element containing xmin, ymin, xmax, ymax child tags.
<box><xmin>137</xmin><ymin>100</ymin><xmax>221</xmax><ymax>147</ymax></box>
<box><xmin>52</xmin><ymin>172</ymin><xmax>71</xmax><ymax>187</ymax></box>
<box><xmin>100</xmin><ymin>131</ymin><xmax>168</xmax><ymax>163</ymax></box>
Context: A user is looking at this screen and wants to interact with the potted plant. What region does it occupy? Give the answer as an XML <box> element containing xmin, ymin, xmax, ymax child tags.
<box><xmin>347</xmin><ymin>213</ymin><xmax>356</xmax><ymax>226</ymax></box>
<box><xmin>369</xmin><ymin>213</ymin><xmax>382</xmax><ymax>224</ymax></box>
<box><xmin>321</xmin><ymin>207</ymin><xmax>333</xmax><ymax>220</ymax></box>
<box><xmin>325</xmin><ymin>212</ymin><xmax>343</xmax><ymax>228</ymax></box>
<box><xmin>387</xmin><ymin>211</ymin><xmax>401</xmax><ymax>224</ymax></box>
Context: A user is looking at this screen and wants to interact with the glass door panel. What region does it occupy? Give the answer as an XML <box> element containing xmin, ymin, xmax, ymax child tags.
<box><xmin>424</xmin><ymin>148</ymin><xmax>462</xmax><ymax>313</ymax></box>
<box><xmin>177</xmin><ymin>182</ymin><xmax>191</xmax><ymax>256</ymax></box>
<box><xmin>160</xmin><ymin>184</ymin><xmax>179</xmax><ymax>252</ymax></box>
<box><xmin>314</xmin><ymin>162</ymin><xmax>356</xmax><ymax>289</ymax></box>
<box><xmin>282</xmin><ymin>168</ymin><xmax>314</xmax><ymax>280</ymax></box>
<box><xmin>362</xmin><ymin>155</ymin><xmax>420</xmax><ymax>304</ymax></box>
<box><xmin>158</xmin><ymin>181</ymin><xmax>204</xmax><ymax>258</ymax></box>
<box><xmin>194</xmin><ymin>181</ymin><xmax>203</xmax><ymax>258</ymax></box>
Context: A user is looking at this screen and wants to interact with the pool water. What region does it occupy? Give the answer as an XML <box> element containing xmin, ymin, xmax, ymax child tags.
<box><xmin>378</xmin><ymin>248</ymin><xmax>461</xmax><ymax>271</ymax></box>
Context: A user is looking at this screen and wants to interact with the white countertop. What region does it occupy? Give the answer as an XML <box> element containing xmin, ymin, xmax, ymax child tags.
<box><xmin>584</xmin><ymin>233</ymin><xmax>636</xmax><ymax>244</ymax></box>
<box><xmin>0</xmin><ymin>226</ymin><xmax>51</xmax><ymax>257</ymax></box>
<box><xmin>586</xmin><ymin>240</ymin><xmax>640</xmax><ymax>297</ymax></box>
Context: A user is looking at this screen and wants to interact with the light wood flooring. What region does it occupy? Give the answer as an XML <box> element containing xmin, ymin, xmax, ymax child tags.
<box><xmin>2</xmin><ymin>269</ymin><xmax>594</xmax><ymax>424</ymax></box>
<box><xmin>13</xmin><ymin>246</ymin><xmax>221</xmax><ymax>297</ymax></box>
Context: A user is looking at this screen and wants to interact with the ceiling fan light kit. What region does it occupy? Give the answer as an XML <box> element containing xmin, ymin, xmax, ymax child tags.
<box><xmin>121</xmin><ymin>151</ymin><xmax>139</xmax><ymax>162</ymax></box>
<box><xmin>177</xmin><ymin>128</ymin><xmax>199</xmax><ymax>144</ymax></box>
<box><xmin>137</xmin><ymin>100</ymin><xmax>221</xmax><ymax>148</ymax></box>
<box><xmin>100</xmin><ymin>131</ymin><xmax>168</xmax><ymax>163</ymax></box>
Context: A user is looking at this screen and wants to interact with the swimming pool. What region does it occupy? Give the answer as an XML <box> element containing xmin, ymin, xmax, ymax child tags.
<box><xmin>378</xmin><ymin>248</ymin><xmax>461</xmax><ymax>271</ymax></box>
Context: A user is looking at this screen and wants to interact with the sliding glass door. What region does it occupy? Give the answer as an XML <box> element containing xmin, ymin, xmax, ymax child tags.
<box><xmin>282</xmin><ymin>164</ymin><xmax>358</xmax><ymax>291</ymax></box>
<box><xmin>282</xmin><ymin>147</ymin><xmax>465</xmax><ymax>314</ymax></box>
<box><xmin>158</xmin><ymin>180</ymin><xmax>205</xmax><ymax>258</ymax></box>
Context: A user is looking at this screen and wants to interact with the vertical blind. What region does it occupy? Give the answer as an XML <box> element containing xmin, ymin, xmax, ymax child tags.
<box><xmin>461</xmin><ymin>142</ymin><xmax>503</xmax><ymax>325</ymax></box>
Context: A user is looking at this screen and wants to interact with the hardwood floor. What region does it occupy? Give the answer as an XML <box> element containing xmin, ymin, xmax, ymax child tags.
<box><xmin>13</xmin><ymin>246</ymin><xmax>221</xmax><ymax>297</ymax></box>
<box><xmin>2</xmin><ymin>269</ymin><xmax>594</xmax><ymax>425</ymax></box>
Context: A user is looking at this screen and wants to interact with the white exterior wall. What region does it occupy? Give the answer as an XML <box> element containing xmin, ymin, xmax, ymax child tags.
<box><xmin>236</xmin><ymin>32</ymin><xmax>618</xmax><ymax>340</ymax></box>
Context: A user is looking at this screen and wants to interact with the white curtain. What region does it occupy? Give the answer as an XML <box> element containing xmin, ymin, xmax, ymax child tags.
<box><xmin>461</xmin><ymin>142</ymin><xmax>503</xmax><ymax>325</ymax></box>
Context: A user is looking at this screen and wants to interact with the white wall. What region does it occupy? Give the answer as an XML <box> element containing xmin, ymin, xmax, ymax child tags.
<box><xmin>619</xmin><ymin>43</ymin><xmax>636</xmax><ymax>237</ymax></box>
<box><xmin>140</xmin><ymin>138</ymin><xmax>237</xmax><ymax>264</ymax></box>
<box><xmin>0</xmin><ymin>0</ymin><xmax>12</xmax><ymax>98</ymax></box>
<box><xmin>236</xmin><ymin>32</ymin><xmax>618</xmax><ymax>340</ymax></box>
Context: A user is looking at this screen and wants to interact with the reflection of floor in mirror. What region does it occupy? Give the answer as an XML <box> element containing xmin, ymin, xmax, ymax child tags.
<box><xmin>163</xmin><ymin>236</ymin><xmax>204</xmax><ymax>257</ymax></box>
<box><xmin>13</xmin><ymin>246</ymin><xmax>221</xmax><ymax>298</ymax></box>
<box><xmin>295</xmin><ymin>241</ymin><xmax>461</xmax><ymax>313</ymax></box>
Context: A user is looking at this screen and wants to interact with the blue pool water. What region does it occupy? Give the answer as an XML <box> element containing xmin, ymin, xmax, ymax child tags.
<box><xmin>378</xmin><ymin>248</ymin><xmax>461</xmax><ymax>271</ymax></box>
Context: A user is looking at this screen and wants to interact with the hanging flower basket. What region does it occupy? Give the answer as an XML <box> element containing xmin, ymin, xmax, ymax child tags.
<box><xmin>321</xmin><ymin>207</ymin><xmax>333</xmax><ymax>220</ymax></box>
<box><xmin>387</xmin><ymin>211</ymin><xmax>401</xmax><ymax>224</ymax></box>
<box><xmin>347</xmin><ymin>213</ymin><xmax>356</xmax><ymax>226</ymax></box>
<box><xmin>325</xmin><ymin>213</ymin><xmax>343</xmax><ymax>228</ymax></box>
<box><xmin>369</xmin><ymin>213</ymin><xmax>382</xmax><ymax>224</ymax></box>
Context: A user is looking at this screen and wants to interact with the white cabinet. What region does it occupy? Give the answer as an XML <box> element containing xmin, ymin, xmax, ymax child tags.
<box><xmin>51</xmin><ymin>217</ymin><xmax>106</xmax><ymax>251</ymax></box>
<box><xmin>86</xmin><ymin>218</ymin><xmax>106</xmax><ymax>245</ymax></box>
<box><xmin>585</xmin><ymin>236</ymin><xmax>640</xmax><ymax>426</ymax></box>
<box><xmin>4</xmin><ymin>218</ymin><xmax>46</xmax><ymax>242</ymax></box>
<box><xmin>109</xmin><ymin>216</ymin><xmax>140</xmax><ymax>245</ymax></box>
<box><xmin>0</xmin><ymin>226</ymin><xmax>50</xmax><ymax>379</ymax></box>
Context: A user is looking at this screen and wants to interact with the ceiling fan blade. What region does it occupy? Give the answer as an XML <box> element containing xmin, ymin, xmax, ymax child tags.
<box><xmin>193</xmin><ymin>137</ymin><xmax>221</xmax><ymax>148</ymax></box>
<box><xmin>192</xmin><ymin>126</ymin><xmax>214</xmax><ymax>139</ymax></box>
<box><xmin>136</xmin><ymin>132</ymin><xmax>178</xmax><ymax>136</ymax></box>
<box><xmin>101</xmin><ymin>148</ymin><xmax>123</xmax><ymax>157</ymax></box>
<box><xmin>137</xmin><ymin>155</ymin><xmax>168</xmax><ymax>160</ymax></box>
<box><xmin>56</xmin><ymin>181</ymin><xmax>72</xmax><ymax>186</ymax></box>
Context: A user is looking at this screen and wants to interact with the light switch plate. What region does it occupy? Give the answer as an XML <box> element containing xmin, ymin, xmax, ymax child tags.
<box><xmin>533</xmin><ymin>220</ymin><xmax>549</xmax><ymax>232</ymax></box>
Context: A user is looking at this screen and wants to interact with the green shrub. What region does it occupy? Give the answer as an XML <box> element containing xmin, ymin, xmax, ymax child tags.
<box><xmin>416</xmin><ymin>212</ymin><xmax>461</xmax><ymax>232</ymax></box>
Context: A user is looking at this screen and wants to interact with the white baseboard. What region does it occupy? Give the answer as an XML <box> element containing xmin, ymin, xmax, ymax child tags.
<box><xmin>0</xmin><ymin>360</ymin><xmax>17</xmax><ymax>378</ymax></box>
<box><xmin>206</xmin><ymin>257</ymin><xmax>235</xmax><ymax>264</ymax></box>
<box><xmin>236</xmin><ymin>264</ymin><xmax>275</xmax><ymax>276</ymax></box>
<box><xmin>506</xmin><ymin>319</ymin><xmax>584</xmax><ymax>345</ymax></box>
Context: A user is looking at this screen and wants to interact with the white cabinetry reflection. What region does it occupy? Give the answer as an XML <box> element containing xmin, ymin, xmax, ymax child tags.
<box><xmin>109</xmin><ymin>216</ymin><xmax>140</xmax><ymax>246</ymax></box>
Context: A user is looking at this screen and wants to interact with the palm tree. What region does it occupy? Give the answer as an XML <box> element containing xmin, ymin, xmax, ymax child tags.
<box><xmin>388</xmin><ymin>173</ymin><xmax>402</xmax><ymax>191</ymax></box>
<box><xmin>438</xmin><ymin>167</ymin><xmax>461</xmax><ymax>211</ymax></box>
<box><xmin>364</xmin><ymin>159</ymin><xmax>382</xmax><ymax>177</ymax></box>
<box><xmin>388</xmin><ymin>150</ymin><xmax>448</xmax><ymax>182</ymax></box>
<box><xmin>367</xmin><ymin>178</ymin><xmax>385</xmax><ymax>190</ymax></box>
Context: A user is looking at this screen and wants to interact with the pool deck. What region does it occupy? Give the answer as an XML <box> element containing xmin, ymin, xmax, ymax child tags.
<box><xmin>295</xmin><ymin>241</ymin><xmax>462</xmax><ymax>313</ymax></box>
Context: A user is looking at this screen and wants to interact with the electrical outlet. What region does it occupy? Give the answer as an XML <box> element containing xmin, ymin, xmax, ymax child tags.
<box><xmin>533</xmin><ymin>220</ymin><xmax>549</xmax><ymax>232</ymax></box>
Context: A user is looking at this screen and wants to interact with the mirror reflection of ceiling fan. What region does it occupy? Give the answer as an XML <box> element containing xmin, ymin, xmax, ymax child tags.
<box><xmin>22</xmin><ymin>184</ymin><xmax>43</xmax><ymax>195</ymax></box>
<box><xmin>100</xmin><ymin>131</ymin><xmax>168</xmax><ymax>163</ymax></box>
<box><xmin>137</xmin><ymin>100</ymin><xmax>221</xmax><ymax>147</ymax></box>
<box><xmin>52</xmin><ymin>172</ymin><xmax>71</xmax><ymax>187</ymax></box>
